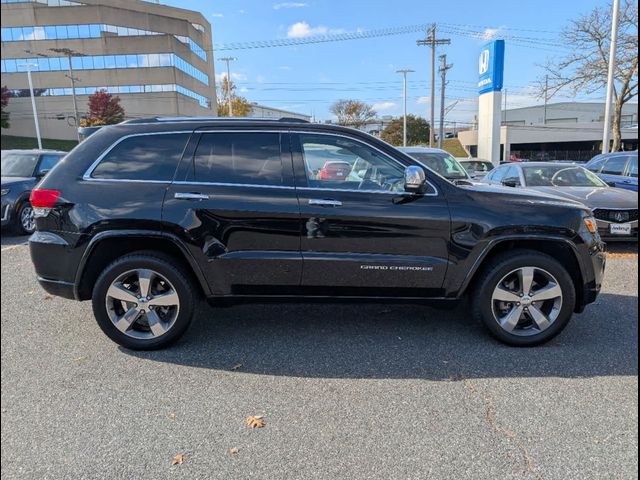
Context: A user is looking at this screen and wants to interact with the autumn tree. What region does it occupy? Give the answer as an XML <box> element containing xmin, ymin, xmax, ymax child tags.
<box><xmin>217</xmin><ymin>77</ymin><xmax>252</xmax><ymax>117</ymax></box>
<box><xmin>80</xmin><ymin>89</ymin><xmax>125</xmax><ymax>127</ymax></box>
<box><xmin>540</xmin><ymin>0</ymin><xmax>638</xmax><ymax>151</ymax></box>
<box><xmin>330</xmin><ymin>99</ymin><xmax>377</xmax><ymax>128</ymax></box>
<box><xmin>380</xmin><ymin>115</ymin><xmax>430</xmax><ymax>146</ymax></box>
<box><xmin>1</xmin><ymin>86</ymin><xmax>10</xmax><ymax>129</ymax></box>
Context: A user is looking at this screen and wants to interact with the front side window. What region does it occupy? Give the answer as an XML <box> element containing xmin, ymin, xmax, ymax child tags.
<box><xmin>299</xmin><ymin>134</ymin><xmax>405</xmax><ymax>192</ymax></box>
<box><xmin>602</xmin><ymin>156</ymin><xmax>629</xmax><ymax>175</ymax></box>
<box><xmin>191</xmin><ymin>132</ymin><xmax>283</xmax><ymax>186</ymax></box>
<box><xmin>91</xmin><ymin>133</ymin><xmax>188</xmax><ymax>181</ymax></box>
<box><xmin>490</xmin><ymin>166</ymin><xmax>508</xmax><ymax>184</ymax></box>
<box><xmin>627</xmin><ymin>156</ymin><xmax>638</xmax><ymax>178</ymax></box>
<box><xmin>37</xmin><ymin>154</ymin><xmax>64</xmax><ymax>174</ymax></box>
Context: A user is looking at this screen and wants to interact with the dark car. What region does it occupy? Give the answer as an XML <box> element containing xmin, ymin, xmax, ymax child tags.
<box><xmin>1</xmin><ymin>149</ymin><xmax>66</xmax><ymax>234</ymax></box>
<box><xmin>29</xmin><ymin>117</ymin><xmax>605</xmax><ymax>350</ymax></box>
<box><xmin>483</xmin><ymin>162</ymin><xmax>638</xmax><ymax>241</ymax></box>
<box><xmin>585</xmin><ymin>151</ymin><xmax>638</xmax><ymax>192</ymax></box>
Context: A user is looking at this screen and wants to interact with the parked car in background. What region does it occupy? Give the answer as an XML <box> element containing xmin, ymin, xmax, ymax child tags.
<box><xmin>399</xmin><ymin>147</ymin><xmax>473</xmax><ymax>184</ymax></box>
<box><xmin>317</xmin><ymin>160</ymin><xmax>352</xmax><ymax>180</ymax></box>
<box><xmin>585</xmin><ymin>151</ymin><xmax>638</xmax><ymax>192</ymax></box>
<box><xmin>458</xmin><ymin>158</ymin><xmax>495</xmax><ymax>180</ymax></box>
<box><xmin>1</xmin><ymin>149</ymin><xmax>66</xmax><ymax>234</ymax></box>
<box><xmin>483</xmin><ymin>162</ymin><xmax>638</xmax><ymax>241</ymax></box>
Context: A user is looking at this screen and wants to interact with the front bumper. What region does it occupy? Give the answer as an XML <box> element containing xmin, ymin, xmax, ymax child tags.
<box><xmin>596</xmin><ymin>219</ymin><xmax>639</xmax><ymax>242</ymax></box>
<box><xmin>1</xmin><ymin>200</ymin><xmax>13</xmax><ymax>227</ymax></box>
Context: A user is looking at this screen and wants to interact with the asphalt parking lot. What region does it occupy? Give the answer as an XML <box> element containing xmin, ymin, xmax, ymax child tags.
<box><xmin>1</xmin><ymin>232</ymin><xmax>637</xmax><ymax>480</ymax></box>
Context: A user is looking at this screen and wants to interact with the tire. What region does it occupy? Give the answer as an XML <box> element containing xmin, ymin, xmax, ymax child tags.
<box><xmin>92</xmin><ymin>252</ymin><xmax>195</xmax><ymax>350</ymax></box>
<box><xmin>471</xmin><ymin>249</ymin><xmax>576</xmax><ymax>347</ymax></box>
<box><xmin>16</xmin><ymin>201</ymin><xmax>36</xmax><ymax>235</ymax></box>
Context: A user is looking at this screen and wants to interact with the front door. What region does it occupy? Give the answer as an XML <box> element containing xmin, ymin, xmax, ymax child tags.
<box><xmin>291</xmin><ymin>132</ymin><xmax>451</xmax><ymax>297</ymax></box>
<box><xmin>163</xmin><ymin>129</ymin><xmax>302</xmax><ymax>295</ymax></box>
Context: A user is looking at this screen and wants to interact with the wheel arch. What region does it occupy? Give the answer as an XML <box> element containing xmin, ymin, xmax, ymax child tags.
<box><xmin>75</xmin><ymin>230</ymin><xmax>211</xmax><ymax>300</ymax></box>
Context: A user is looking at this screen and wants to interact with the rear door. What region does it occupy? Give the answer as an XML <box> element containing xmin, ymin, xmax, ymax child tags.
<box><xmin>599</xmin><ymin>154</ymin><xmax>630</xmax><ymax>188</ymax></box>
<box><xmin>163</xmin><ymin>129</ymin><xmax>302</xmax><ymax>295</ymax></box>
<box><xmin>291</xmin><ymin>132</ymin><xmax>451</xmax><ymax>297</ymax></box>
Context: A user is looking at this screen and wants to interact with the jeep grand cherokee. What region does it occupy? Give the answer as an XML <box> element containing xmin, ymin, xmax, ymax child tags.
<box><xmin>29</xmin><ymin>117</ymin><xmax>606</xmax><ymax>349</ymax></box>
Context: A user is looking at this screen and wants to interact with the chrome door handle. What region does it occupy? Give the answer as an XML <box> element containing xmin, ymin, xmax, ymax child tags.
<box><xmin>174</xmin><ymin>192</ymin><xmax>210</xmax><ymax>201</ymax></box>
<box><xmin>308</xmin><ymin>199</ymin><xmax>342</xmax><ymax>207</ymax></box>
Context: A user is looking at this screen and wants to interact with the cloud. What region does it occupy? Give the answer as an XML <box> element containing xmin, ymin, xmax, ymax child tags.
<box><xmin>256</xmin><ymin>75</ymin><xmax>267</xmax><ymax>83</ymax></box>
<box><xmin>416</xmin><ymin>96</ymin><xmax>430</xmax><ymax>105</ymax></box>
<box><xmin>372</xmin><ymin>102</ymin><xmax>397</xmax><ymax>111</ymax></box>
<box><xmin>239</xmin><ymin>87</ymin><xmax>249</xmax><ymax>93</ymax></box>
<box><xmin>215</xmin><ymin>72</ymin><xmax>247</xmax><ymax>82</ymax></box>
<box><xmin>286</xmin><ymin>21</ymin><xmax>345</xmax><ymax>38</ymax></box>
<box><xmin>211</xmin><ymin>12</ymin><xmax>224</xmax><ymax>18</ymax></box>
<box><xmin>482</xmin><ymin>27</ymin><xmax>502</xmax><ymax>41</ymax></box>
<box><xmin>278</xmin><ymin>66</ymin><xmax>293</xmax><ymax>71</ymax></box>
<box><xmin>273</xmin><ymin>2</ymin><xmax>307</xmax><ymax>9</ymax></box>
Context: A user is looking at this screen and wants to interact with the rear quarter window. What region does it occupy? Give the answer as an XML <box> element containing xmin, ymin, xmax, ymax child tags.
<box><xmin>90</xmin><ymin>133</ymin><xmax>189</xmax><ymax>181</ymax></box>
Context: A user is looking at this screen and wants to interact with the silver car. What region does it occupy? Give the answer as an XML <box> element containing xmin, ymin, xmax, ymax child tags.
<box><xmin>399</xmin><ymin>147</ymin><xmax>473</xmax><ymax>185</ymax></box>
<box><xmin>483</xmin><ymin>162</ymin><xmax>638</xmax><ymax>241</ymax></box>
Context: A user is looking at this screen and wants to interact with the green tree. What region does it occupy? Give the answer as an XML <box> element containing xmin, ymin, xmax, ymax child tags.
<box><xmin>540</xmin><ymin>0</ymin><xmax>638</xmax><ymax>151</ymax></box>
<box><xmin>217</xmin><ymin>77</ymin><xmax>252</xmax><ymax>117</ymax></box>
<box><xmin>330</xmin><ymin>99</ymin><xmax>377</xmax><ymax>128</ymax></box>
<box><xmin>1</xmin><ymin>86</ymin><xmax>10</xmax><ymax>129</ymax></box>
<box><xmin>380</xmin><ymin>115</ymin><xmax>430</xmax><ymax>146</ymax></box>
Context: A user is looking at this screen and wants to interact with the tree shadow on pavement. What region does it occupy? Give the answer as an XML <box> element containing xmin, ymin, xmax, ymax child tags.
<box><xmin>123</xmin><ymin>292</ymin><xmax>638</xmax><ymax>380</ymax></box>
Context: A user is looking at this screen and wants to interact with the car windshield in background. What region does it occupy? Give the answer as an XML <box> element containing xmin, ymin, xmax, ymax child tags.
<box><xmin>410</xmin><ymin>152</ymin><xmax>469</xmax><ymax>180</ymax></box>
<box><xmin>463</xmin><ymin>161</ymin><xmax>494</xmax><ymax>173</ymax></box>
<box><xmin>523</xmin><ymin>165</ymin><xmax>607</xmax><ymax>187</ymax></box>
<box><xmin>1</xmin><ymin>154</ymin><xmax>39</xmax><ymax>177</ymax></box>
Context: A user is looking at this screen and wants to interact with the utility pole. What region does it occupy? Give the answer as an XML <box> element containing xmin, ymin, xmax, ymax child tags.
<box><xmin>218</xmin><ymin>57</ymin><xmax>237</xmax><ymax>116</ymax></box>
<box><xmin>602</xmin><ymin>0</ymin><xmax>620</xmax><ymax>153</ymax></box>
<box><xmin>503</xmin><ymin>88</ymin><xmax>508</xmax><ymax>162</ymax></box>
<box><xmin>417</xmin><ymin>24</ymin><xmax>450</xmax><ymax>147</ymax></box>
<box><xmin>49</xmin><ymin>48</ymin><xmax>84</xmax><ymax>141</ymax></box>
<box><xmin>18</xmin><ymin>63</ymin><xmax>42</xmax><ymax>149</ymax></box>
<box><xmin>543</xmin><ymin>74</ymin><xmax>548</xmax><ymax>124</ymax></box>
<box><xmin>438</xmin><ymin>54</ymin><xmax>452</xmax><ymax>150</ymax></box>
<box><xmin>396</xmin><ymin>68</ymin><xmax>415</xmax><ymax>146</ymax></box>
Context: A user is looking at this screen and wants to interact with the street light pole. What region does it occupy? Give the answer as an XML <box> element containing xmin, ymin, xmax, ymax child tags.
<box><xmin>438</xmin><ymin>54</ymin><xmax>452</xmax><ymax>150</ymax></box>
<box><xmin>602</xmin><ymin>0</ymin><xmax>620</xmax><ymax>153</ymax></box>
<box><xmin>49</xmin><ymin>48</ymin><xmax>84</xmax><ymax>141</ymax></box>
<box><xmin>396</xmin><ymin>68</ymin><xmax>415</xmax><ymax>147</ymax></box>
<box><xmin>218</xmin><ymin>57</ymin><xmax>237</xmax><ymax>116</ymax></box>
<box><xmin>19</xmin><ymin>63</ymin><xmax>42</xmax><ymax>149</ymax></box>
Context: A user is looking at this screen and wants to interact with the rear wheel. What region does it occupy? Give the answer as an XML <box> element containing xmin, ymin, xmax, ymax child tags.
<box><xmin>17</xmin><ymin>201</ymin><xmax>36</xmax><ymax>235</ymax></box>
<box><xmin>471</xmin><ymin>250</ymin><xmax>576</xmax><ymax>346</ymax></box>
<box><xmin>92</xmin><ymin>253</ymin><xmax>195</xmax><ymax>350</ymax></box>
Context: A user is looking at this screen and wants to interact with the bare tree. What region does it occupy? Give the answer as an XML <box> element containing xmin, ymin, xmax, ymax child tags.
<box><xmin>330</xmin><ymin>99</ymin><xmax>377</xmax><ymax>128</ymax></box>
<box><xmin>540</xmin><ymin>0</ymin><xmax>638</xmax><ymax>151</ymax></box>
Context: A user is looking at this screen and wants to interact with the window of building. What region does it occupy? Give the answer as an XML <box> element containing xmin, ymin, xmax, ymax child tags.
<box><xmin>91</xmin><ymin>133</ymin><xmax>189</xmax><ymax>181</ymax></box>
<box><xmin>192</xmin><ymin>133</ymin><xmax>283</xmax><ymax>186</ymax></box>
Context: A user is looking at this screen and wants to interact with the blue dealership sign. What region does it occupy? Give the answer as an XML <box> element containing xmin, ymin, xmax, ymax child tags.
<box><xmin>478</xmin><ymin>40</ymin><xmax>505</xmax><ymax>94</ymax></box>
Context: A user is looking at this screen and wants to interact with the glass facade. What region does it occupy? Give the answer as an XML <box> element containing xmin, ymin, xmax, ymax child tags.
<box><xmin>8</xmin><ymin>83</ymin><xmax>210</xmax><ymax>107</ymax></box>
<box><xmin>1</xmin><ymin>23</ymin><xmax>207</xmax><ymax>61</ymax></box>
<box><xmin>1</xmin><ymin>0</ymin><xmax>83</xmax><ymax>5</ymax></box>
<box><xmin>2</xmin><ymin>53</ymin><xmax>209</xmax><ymax>85</ymax></box>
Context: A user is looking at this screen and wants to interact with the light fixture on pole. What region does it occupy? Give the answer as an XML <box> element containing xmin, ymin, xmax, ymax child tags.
<box><xmin>49</xmin><ymin>48</ymin><xmax>85</xmax><ymax>141</ymax></box>
<box><xmin>396</xmin><ymin>68</ymin><xmax>415</xmax><ymax>147</ymax></box>
<box><xmin>18</xmin><ymin>62</ymin><xmax>42</xmax><ymax>149</ymax></box>
<box><xmin>218</xmin><ymin>57</ymin><xmax>237</xmax><ymax>116</ymax></box>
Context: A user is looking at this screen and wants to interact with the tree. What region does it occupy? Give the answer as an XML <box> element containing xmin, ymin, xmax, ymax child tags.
<box><xmin>540</xmin><ymin>0</ymin><xmax>638</xmax><ymax>151</ymax></box>
<box><xmin>216</xmin><ymin>77</ymin><xmax>252</xmax><ymax>117</ymax></box>
<box><xmin>330</xmin><ymin>99</ymin><xmax>377</xmax><ymax>128</ymax></box>
<box><xmin>380</xmin><ymin>114</ymin><xmax>430</xmax><ymax>146</ymax></box>
<box><xmin>1</xmin><ymin>86</ymin><xmax>10</xmax><ymax>129</ymax></box>
<box><xmin>80</xmin><ymin>89</ymin><xmax>125</xmax><ymax>127</ymax></box>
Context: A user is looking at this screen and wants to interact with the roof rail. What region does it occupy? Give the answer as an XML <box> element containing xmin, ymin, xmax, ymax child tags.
<box><xmin>123</xmin><ymin>116</ymin><xmax>311</xmax><ymax>123</ymax></box>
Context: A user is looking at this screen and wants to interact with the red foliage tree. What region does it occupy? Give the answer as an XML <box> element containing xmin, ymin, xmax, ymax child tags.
<box><xmin>80</xmin><ymin>89</ymin><xmax>125</xmax><ymax>127</ymax></box>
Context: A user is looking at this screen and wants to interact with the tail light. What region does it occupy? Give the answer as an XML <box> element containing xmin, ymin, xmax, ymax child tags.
<box><xmin>30</xmin><ymin>188</ymin><xmax>60</xmax><ymax>218</ymax></box>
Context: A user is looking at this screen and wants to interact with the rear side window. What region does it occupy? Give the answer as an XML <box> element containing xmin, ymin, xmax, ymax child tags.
<box><xmin>91</xmin><ymin>133</ymin><xmax>189</xmax><ymax>181</ymax></box>
<box><xmin>601</xmin><ymin>156</ymin><xmax>628</xmax><ymax>175</ymax></box>
<box><xmin>628</xmin><ymin>156</ymin><xmax>638</xmax><ymax>178</ymax></box>
<box><xmin>192</xmin><ymin>132</ymin><xmax>283</xmax><ymax>186</ymax></box>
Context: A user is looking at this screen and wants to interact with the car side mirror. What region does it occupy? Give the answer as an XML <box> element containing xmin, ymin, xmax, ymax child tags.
<box><xmin>404</xmin><ymin>166</ymin><xmax>426</xmax><ymax>193</ymax></box>
<box><xmin>501</xmin><ymin>178</ymin><xmax>519</xmax><ymax>188</ymax></box>
<box><xmin>36</xmin><ymin>169</ymin><xmax>50</xmax><ymax>178</ymax></box>
<box><xmin>605</xmin><ymin>181</ymin><xmax>616</xmax><ymax>187</ymax></box>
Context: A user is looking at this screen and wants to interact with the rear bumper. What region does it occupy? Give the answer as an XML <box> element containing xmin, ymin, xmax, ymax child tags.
<box><xmin>37</xmin><ymin>277</ymin><xmax>76</xmax><ymax>300</ymax></box>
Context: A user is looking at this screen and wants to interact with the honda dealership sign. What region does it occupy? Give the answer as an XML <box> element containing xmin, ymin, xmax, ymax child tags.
<box><xmin>477</xmin><ymin>40</ymin><xmax>505</xmax><ymax>165</ymax></box>
<box><xmin>478</xmin><ymin>40</ymin><xmax>505</xmax><ymax>94</ymax></box>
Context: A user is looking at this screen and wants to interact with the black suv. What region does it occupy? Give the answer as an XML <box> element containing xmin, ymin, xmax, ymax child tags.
<box><xmin>29</xmin><ymin>118</ymin><xmax>606</xmax><ymax>349</ymax></box>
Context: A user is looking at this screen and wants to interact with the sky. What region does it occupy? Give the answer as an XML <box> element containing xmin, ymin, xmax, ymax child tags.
<box><xmin>163</xmin><ymin>0</ymin><xmax>609</xmax><ymax>124</ymax></box>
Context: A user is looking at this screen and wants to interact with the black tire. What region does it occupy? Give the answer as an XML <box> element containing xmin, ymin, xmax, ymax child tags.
<box><xmin>471</xmin><ymin>249</ymin><xmax>576</xmax><ymax>347</ymax></box>
<box><xmin>92</xmin><ymin>252</ymin><xmax>195</xmax><ymax>350</ymax></box>
<box><xmin>16</xmin><ymin>201</ymin><xmax>36</xmax><ymax>235</ymax></box>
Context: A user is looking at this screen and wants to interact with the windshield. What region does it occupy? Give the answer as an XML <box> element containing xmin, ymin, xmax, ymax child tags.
<box><xmin>1</xmin><ymin>153</ymin><xmax>39</xmax><ymax>177</ymax></box>
<box><xmin>409</xmin><ymin>152</ymin><xmax>469</xmax><ymax>180</ymax></box>
<box><xmin>462</xmin><ymin>161</ymin><xmax>494</xmax><ymax>173</ymax></box>
<box><xmin>523</xmin><ymin>165</ymin><xmax>607</xmax><ymax>187</ymax></box>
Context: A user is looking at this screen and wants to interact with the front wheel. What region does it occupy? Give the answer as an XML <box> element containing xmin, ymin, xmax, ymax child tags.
<box><xmin>92</xmin><ymin>253</ymin><xmax>195</xmax><ymax>350</ymax></box>
<box><xmin>471</xmin><ymin>250</ymin><xmax>576</xmax><ymax>347</ymax></box>
<box><xmin>17</xmin><ymin>201</ymin><xmax>36</xmax><ymax>235</ymax></box>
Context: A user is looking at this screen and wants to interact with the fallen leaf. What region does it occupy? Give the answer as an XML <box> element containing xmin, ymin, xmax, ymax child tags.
<box><xmin>167</xmin><ymin>412</ymin><xmax>177</xmax><ymax>420</ymax></box>
<box><xmin>171</xmin><ymin>454</ymin><xmax>184</xmax><ymax>465</ymax></box>
<box><xmin>231</xmin><ymin>363</ymin><xmax>243</xmax><ymax>371</ymax></box>
<box><xmin>44</xmin><ymin>295</ymin><xmax>52</xmax><ymax>300</ymax></box>
<box><xmin>229</xmin><ymin>447</ymin><xmax>240</xmax><ymax>455</ymax></box>
<box><xmin>73</xmin><ymin>356</ymin><xmax>87</xmax><ymax>362</ymax></box>
<box><xmin>246</xmin><ymin>415</ymin><xmax>265</xmax><ymax>428</ymax></box>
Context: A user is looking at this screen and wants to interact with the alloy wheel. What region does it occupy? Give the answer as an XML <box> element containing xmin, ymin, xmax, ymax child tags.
<box><xmin>491</xmin><ymin>266</ymin><xmax>563</xmax><ymax>337</ymax></box>
<box><xmin>105</xmin><ymin>268</ymin><xmax>180</xmax><ymax>340</ymax></box>
<box><xmin>20</xmin><ymin>205</ymin><xmax>35</xmax><ymax>233</ymax></box>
